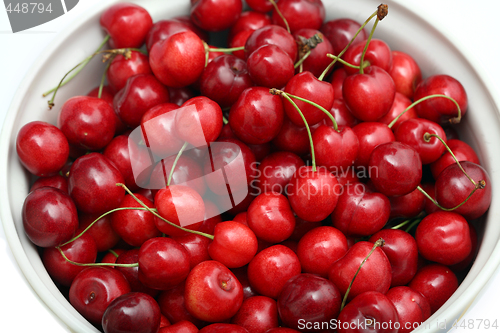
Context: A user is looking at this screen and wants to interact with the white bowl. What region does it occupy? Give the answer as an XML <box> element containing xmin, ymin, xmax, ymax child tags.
<box><xmin>1</xmin><ymin>0</ymin><xmax>500</xmax><ymax>332</ymax></box>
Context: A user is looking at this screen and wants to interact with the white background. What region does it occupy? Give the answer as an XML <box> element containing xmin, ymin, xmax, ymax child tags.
<box><xmin>1</xmin><ymin>0</ymin><xmax>500</xmax><ymax>332</ymax></box>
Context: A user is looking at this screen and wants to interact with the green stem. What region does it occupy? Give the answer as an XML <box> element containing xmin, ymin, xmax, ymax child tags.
<box><xmin>285</xmin><ymin>92</ymin><xmax>338</xmax><ymax>131</ymax></box>
<box><xmin>98</xmin><ymin>56</ymin><xmax>113</xmax><ymax>99</ymax></box>
<box><xmin>268</xmin><ymin>0</ymin><xmax>290</xmax><ymax>33</ymax></box>
<box><xmin>167</xmin><ymin>142</ymin><xmax>189</xmax><ymax>186</ymax></box>
<box><xmin>359</xmin><ymin>18</ymin><xmax>380</xmax><ymax>74</ymax></box>
<box><xmin>294</xmin><ymin>50</ymin><xmax>311</xmax><ymax>69</ymax></box>
<box><xmin>208</xmin><ymin>46</ymin><xmax>245</xmax><ymax>53</ymax></box>
<box><xmin>391</xmin><ymin>219</ymin><xmax>412</xmax><ymax>230</ymax></box>
<box><xmin>416</xmin><ymin>184</ymin><xmax>485</xmax><ymax>212</ymax></box>
<box><xmin>223</xmin><ymin>116</ymin><xmax>229</xmax><ymax>125</ymax></box>
<box><xmin>325</xmin><ymin>54</ymin><xmax>362</xmax><ymax>69</ymax></box>
<box><xmin>108</xmin><ymin>249</ymin><xmax>120</xmax><ymax>258</ymax></box>
<box><xmin>404</xmin><ymin>219</ymin><xmax>422</xmax><ymax>233</ymax></box>
<box><xmin>56</xmin><ymin>247</ymin><xmax>138</xmax><ymax>267</ymax></box>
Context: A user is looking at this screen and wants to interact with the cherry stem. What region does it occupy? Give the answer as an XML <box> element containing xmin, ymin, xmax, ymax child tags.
<box><xmin>417</xmin><ymin>183</ymin><xmax>485</xmax><ymax>212</ymax></box>
<box><xmin>340</xmin><ymin>238</ymin><xmax>385</xmax><ymax>311</ymax></box>
<box><xmin>325</xmin><ymin>54</ymin><xmax>363</xmax><ymax>69</ymax></box>
<box><xmin>388</xmin><ymin>94</ymin><xmax>462</xmax><ymax>129</ymax></box>
<box><xmin>391</xmin><ymin>219</ymin><xmax>412</xmax><ymax>230</ymax></box>
<box><xmin>404</xmin><ymin>218</ymin><xmax>423</xmax><ymax>233</ymax></box>
<box><xmin>108</xmin><ymin>249</ymin><xmax>120</xmax><ymax>258</ymax></box>
<box><xmin>42</xmin><ymin>35</ymin><xmax>110</xmax><ymax>98</ymax></box>
<box><xmin>56</xmin><ymin>247</ymin><xmax>138</xmax><ymax>268</ymax></box>
<box><xmin>167</xmin><ymin>141</ymin><xmax>189</xmax><ymax>186</ymax></box>
<box><xmin>116</xmin><ymin>183</ymin><xmax>214</xmax><ymax>240</ymax></box>
<box><xmin>359</xmin><ymin>17</ymin><xmax>380</xmax><ymax>75</ymax></box>
<box><xmin>208</xmin><ymin>46</ymin><xmax>245</xmax><ymax>53</ymax></box>
<box><xmin>268</xmin><ymin>0</ymin><xmax>290</xmax><ymax>33</ymax></box>
<box><xmin>223</xmin><ymin>116</ymin><xmax>229</xmax><ymax>125</ymax></box>
<box><xmin>294</xmin><ymin>50</ymin><xmax>311</xmax><ymax>70</ymax></box>
<box><xmin>283</xmin><ymin>91</ymin><xmax>338</xmax><ymax>132</ymax></box>
<box><xmin>318</xmin><ymin>9</ymin><xmax>378</xmax><ymax>81</ymax></box>
<box><xmin>270</xmin><ymin>89</ymin><xmax>316</xmax><ymax>171</ymax></box>
<box><xmin>98</xmin><ymin>55</ymin><xmax>114</xmax><ymax>99</ymax></box>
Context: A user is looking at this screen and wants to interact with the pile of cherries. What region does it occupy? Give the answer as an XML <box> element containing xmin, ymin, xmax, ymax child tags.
<box><xmin>15</xmin><ymin>0</ymin><xmax>492</xmax><ymax>332</ymax></box>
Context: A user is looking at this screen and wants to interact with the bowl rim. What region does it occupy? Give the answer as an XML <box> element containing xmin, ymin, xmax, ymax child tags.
<box><xmin>2</xmin><ymin>0</ymin><xmax>500</xmax><ymax>332</ymax></box>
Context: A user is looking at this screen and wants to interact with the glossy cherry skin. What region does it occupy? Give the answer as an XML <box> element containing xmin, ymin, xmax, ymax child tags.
<box><xmin>343</xmin><ymin>66</ymin><xmax>396</xmax><ymax>122</ymax></box>
<box><xmin>150</xmin><ymin>30</ymin><xmax>206</xmax><ymax>88</ymax></box>
<box><xmin>313</xmin><ymin>125</ymin><xmax>359</xmax><ymax>173</ymax></box>
<box><xmin>169</xmin><ymin>87</ymin><xmax>195</xmax><ymax>106</ymax></box>
<box><xmin>330</xmin><ymin>68</ymin><xmax>348</xmax><ymax>101</ymax></box>
<box><xmin>199</xmin><ymin>324</ymin><xmax>249</xmax><ymax>333</ymax></box>
<box><xmin>159</xmin><ymin>320</ymin><xmax>199</xmax><ymax>333</ymax></box>
<box><xmin>255</xmin><ymin>151</ymin><xmax>305</xmax><ymax>194</ymax></box>
<box><xmin>293</xmin><ymin>29</ymin><xmax>334</xmax><ymax>78</ymax></box>
<box><xmin>414</xmin><ymin>74</ymin><xmax>468</xmax><ymax>124</ymax></box>
<box><xmin>245</xmin><ymin>0</ymin><xmax>273</xmax><ymax>12</ymax></box>
<box><xmin>369</xmin><ymin>229</ymin><xmax>418</xmax><ymax>287</ymax></box>
<box><xmin>369</xmin><ymin>142</ymin><xmax>422</xmax><ymax>197</ymax></box>
<box><xmin>283</xmin><ymin>71</ymin><xmax>334</xmax><ymax>127</ymax></box>
<box><xmin>288</xmin><ymin>166</ymin><xmax>339</xmax><ymax>222</ymax></box>
<box><xmin>271</xmin><ymin>116</ymin><xmax>324</xmax><ymax>156</ymax></box>
<box><xmin>332</xmin><ymin>182</ymin><xmax>390</xmax><ymax>237</ymax></box>
<box><xmin>272</xmin><ymin>0</ymin><xmax>325</xmax><ymax>33</ymax></box>
<box><xmin>388</xmin><ymin>51</ymin><xmax>422</xmax><ymax>100</ymax></box>
<box><xmin>230</xmin><ymin>30</ymin><xmax>254</xmax><ymax>60</ymax></box>
<box><xmin>352</xmin><ymin>122</ymin><xmax>395</xmax><ymax>168</ymax></box>
<box><xmin>16</xmin><ymin>121</ymin><xmax>69</xmax><ymax>177</ymax></box>
<box><xmin>102</xmin><ymin>292</ymin><xmax>161</xmax><ymax>333</ymax></box>
<box><xmin>22</xmin><ymin>187</ymin><xmax>78</xmax><ymax>248</ymax></box>
<box><xmin>386</xmin><ymin>286</ymin><xmax>431</xmax><ymax>333</ymax></box>
<box><xmin>328</xmin><ymin>241</ymin><xmax>392</xmax><ymax>301</ymax></box>
<box><xmin>415</xmin><ymin>211</ymin><xmax>472</xmax><ymax>266</ymax></box>
<box><xmin>229</xmin><ymin>87</ymin><xmax>284</xmax><ymax>145</ymax></box>
<box><xmin>185</xmin><ymin>260</ymin><xmax>244</xmax><ymax>322</ymax></box>
<box><xmin>200</xmin><ymin>54</ymin><xmax>253</xmax><ymax>109</ymax></box>
<box><xmin>229</xmin><ymin>10</ymin><xmax>271</xmax><ymax>40</ymax></box>
<box><xmin>114</xmin><ymin>74</ymin><xmax>170</xmax><ymax>128</ymax></box>
<box><xmin>107</xmin><ymin>51</ymin><xmax>152</xmax><ymax>93</ymax></box>
<box><xmin>231</xmin><ymin>296</ymin><xmax>279</xmax><ymax>333</ymax></box>
<box><xmin>451</xmin><ymin>223</ymin><xmax>478</xmax><ymax>272</ymax></box>
<box><xmin>69</xmin><ymin>267</ymin><xmax>131</xmax><ymax>325</ymax></box>
<box><xmin>42</xmin><ymin>231</ymin><xmax>97</xmax><ymax>286</ymax></box>
<box><xmin>342</xmin><ymin>39</ymin><xmax>393</xmax><ymax>75</ymax></box>
<box><xmin>115</xmin><ymin>249</ymin><xmax>159</xmax><ymax>297</ymax></box>
<box><xmin>296</xmin><ymin>226</ymin><xmax>348</xmax><ymax>278</ymax></box>
<box><xmin>408</xmin><ymin>264</ymin><xmax>458</xmax><ymax>314</ymax></box>
<box><xmin>247</xmin><ymin>192</ymin><xmax>296</xmax><ymax>243</ymax></box>
<box><xmin>30</xmin><ymin>175</ymin><xmax>68</xmax><ymax>194</ymax></box>
<box><xmin>138</xmin><ymin>237</ymin><xmax>191</xmax><ymax>290</ymax></box>
<box><xmin>146</xmin><ymin>18</ymin><xmax>208</xmax><ymax>51</ymax></box>
<box><xmin>68</xmin><ymin>153</ymin><xmax>125</xmax><ymax>214</ymax></box>
<box><xmin>208</xmin><ymin>221</ymin><xmax>258</xmax><ymax>268</ymax></box>
<box><xmin>191</xmin><ymin>0</ymin><xmax>242</xmax><ymax>32</ymax></box>
<box><xmin>245</xmin><ymin>25</ymin><xmax>297</xmax><ymax>62</ymax></box>
<box><xmin>278</xmin><ymin>273</ymin><xmax>341</xmax><ymax>331</ymax></box>
<box><xmin>173</xmin><ymin>233</ymin><xmax>211</xmax><ymax>270</ymax></box>
<box><xmin>248</xmin><ymin>245</ymin><xmax>301</xmax><ymax>299</ymax></box>
<box><xmin>430</xmin><ymin>139</ymin><xmax>480</xmax><ymax>179</ymax></box>
<box><xmin>435</xmin><ymin>161</ymin><xmax>491</xmax><ymax>220</ymax></box>
<box><xmin>79</xmin><ymin>212</ymin><xmax>120</xmax><ymax>252</ymax></box>
<box><xmin>395</xmin><ymin>118</ymin><xmax>447</xmax><ymax>164</ymax></box>
<box><xmin>87</xmin><ymin>85</ymin><xmax>115</xmax><ymax>108</ymax></box>
<box><xmin>157</xmin><ymin>283</ymin><xmax>205</xmax><ymax>327</ymax></box>
<box><xmin>337</xmin><ymin>291</ymin><xmax>399</xmax><ymax>333</ymax></box>
<box><xmin>320</xmin><ymin>18</ymin><xmax>368</xmax><ymax>56</ymax></box>
<box><xmin>377</xmin><ymin>92</ymin><xmax>415</xmax><ymax>132</ymax></box>
<box><xmin>110</xmin><ymin>194</ymin><xmax>161</xmax><ymax>247</ymax></box>
<box><xmin>248</xmin><ymin>44</ymin><xmax>295</xmax><ymax>88</ymax></box>
<box><xmin>100</xmin><ymin>3</ymin><xmax>153</xmax><ymax>48</ymax></box>
<box><xmin>389</xmin><ymin>186</ymin><xmax>425</xmax><ymax>219</ymax></box>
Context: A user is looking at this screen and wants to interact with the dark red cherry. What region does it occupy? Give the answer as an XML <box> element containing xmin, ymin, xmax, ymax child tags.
<box><xmin>231</xmin><ymin>296</ymin><xmax>278</xmax><ymax>333</ymax></box>
<box><xmin>313</xmin><ymin>125</ymin><xmax>359</xmax><ymax>173</ymax></box>
<box><xmin>168</xmin><ymin>87</ymin><xmax>195</xmax><ymax>106</ymax></box>
<box><xmin>79</xmin><ymin>212</ymin><xmax>120</xmax><ymax>252</ymax></box>
<box><xmin>173</xmin><ymin>233</ymin><xmax>211</xmax><ymax>270</ymax></box>
<box><xmin>199</xmin><ymin>324</ymin><xmax>249</xmax><ymax>333</ymax></box>
<box><xmin>388</xmin><ymin>51</ymin><xmax>422</xmax><ymax>100</ymax></box>
<box><xmin>389</xmin><ymin>186</ymin><xmax>425</xmax><ymax>219</ymax></box>
<box><xmin>271</xmin><ymin>0</ymin><xmax>325</xmax><ymax>33</ymax></box>
<box><xmin>107</xmin><ymin>51</ymin><xmax>152</xmax><ymax>93</ymax></box>
<box><xmin>342</xmin><ymin>39</ymin><xmax>393</xmax><ymax>75</ymax></box>
<box><xmin>157</xmin><ymin>283</ymin><xmax>205</xmax><ymax>327</ymax></box>
<box><xmin>190</xmin><ymin>0</ymin><xmax>242</xmax><ymax>32</ymax></box>
<box><xmin>247</xmin><ymin>44</ymin><xmax>295</xmax><ymax>88</ymax></box>
<box><xmin>320</xmin><ymin>18</ymin><xmax>368</xmax><ymax>56</ymax></box>
<box><xmin>377</xmin><ymin>92</ymin><xmax>414</xmax><ymax>132</ymax></box>
<box><xmin>293</xmin><ymin>29</ymin><xmax>334</xmax><ymax>78</ymax></box>
<box><xmin>87</xmin><ymin>85</ymin><xmax>115</xmax><ymax>108</ymax></box>
<box><xmin>271</xmin><ymin>116</ymin><xmax>324</xmax><ymax>156</ymax></box>
<box><xmin>386</xmin><ymin>286</ymin><xmax>431</xmax><ymax>333</ymax></box>
<box><xmin>245</xmin><ymin>25</ymin><xmax>298</xmax><ymax>62</ymax></box>
<box><xmin>146</xmin><ymin>18</ymin><xmax>208</xmax><ymax>52</ymax></box>
<box><xmin>30</xmin><ymin>175</ymin><xmax>68</xmax><ymax>194</ymax></box>
<box><xmin>256</xmin><ymin>151</ymin><xmax>305</xmax><ymax>194</ymax></box>
<box><xmin>115</xmin><ymin>249</ymin><xmax>159</xmax><ymax>297</ymax></box>
<box><xmin>229</xmin><ymin>30</ymin><xmax>254</xmax><ymax>60</ymax></box>
<box><xmin>352</xmin><ymin>122</ymin><xmax>395</xmax><ymax>168</ymax></box>
<box><xmin>245</xmin><ymin>0</ymin><xmax>273</xmax><ymax>12</ymax></box>
<box><xmin>229</xmin><ymin>10</ymin><xmax>272</xmax><ymax>41</ymax></box>
<box><xmin>430</xmin><ymin>139</ymin><xmax>480</xmax><ymax>179</ymax></box>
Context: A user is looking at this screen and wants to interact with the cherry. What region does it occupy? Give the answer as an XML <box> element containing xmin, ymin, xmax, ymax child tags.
<box><xmin>247</xmin><ymin>44</ymin><xmax>295</xmax><ymax>88</ymax></box>
<box><xmin>271</xmin><ymin>116</ymin><xmax>324</xmax><ymax>156</ymax></box>
<box><xmin>369</xmin><ymin>229</ymin><xmax>418</xmax><ymax>287</ymax></box>
<box><xmin>255</xmin><ymin>151</ymin><xmax>305</xmax><ymax>194</ymax></box>
<box><xmin>278</xmin><ymin>274</ymin><xmax>342</xmax><ymax>331</ymax></box>
<box><xmin>229</xmin><ymin>10</ymin><xmax>272</xmax><ymax>41</ymax></box>
<box><xmin>30</xmin><ymin>174</ymin><xmax>68</xmax><ymax>194</ymax></box>
<box><xmin>245</xmin><ymin>25</ymin><xmax>298</xmax><ymax>62</ymax></box>
<box><xmin>172</xmin><ymin>233</ymin><xmax>211</xmax><ymax>270</ymax></box>
<box><xmin>22</xmin><ymin>187</ymin><xmax>78</xmax><ymax>248</ymax></box>
<box><xmin>230</xmin><ymin>30</ymin><xmax>255</xmax><ymax>60</ymax></box>
<box><xmin>247</xmin><ymin>245</ymin><xmax>301</xmax><ymax>299</ymax></box>
<box><xmin>199</xmin><ymin>323</ymin><xmax>249</xmax><ymax>333</ymax></box>
<box><xmin>312</xmin><ymin>125</ymin><xmax>359</xmax><ymax>173</ymax></box>
<box><xmin>320</xmin><ymin>18</ymin><xmax>368</xmax><ymax>56</ymax></box>
<box><xmin>68</xmin><ymin>153</ymin><xmax>125</xmax><ymax>214</ymax></box>
<box><xmin>168</xmin><ymin>87</ymin><xmax>195</xmax><ymax>106</ymax></box>
<box><xmin>138</xmin><ymin>237</ymin><xmax>191</xmax><ymax>290</ymax></box>
<box><xmin>159</xmin><ymin>320</ymin><xmax>199</xmax><ymax>333</ymax></box>
<box><xmin>369</xmin><ymin>142</ymin><xmax>422</xmax><ymax>197</ymax></box>
<box><xmin>69</xmin><ymin>267</ymin><xmax>131</xmax><ymax>325</ymax></box>
<box><xmin>342</xmin><ymin>39</ymin><xmax>393</xmax><ymax>75</ymax></box>
<box><xmin>100</xmin><ymin>3</ymin><xmax>153</xmax><ymax>49</ymax></box>
<box><xmin>388</xmin><ymin>51</ymin><xmax>422</xmax><ymax>100</ymax></box>
<box><xmin>79</xmin><ymin>212</ymin><xmax>120</xmax><ymax>252</ymax></box>
<box><xmin>157</xmin><ymin>283</ymin><xmax>205</xmax><ymax>327</ymax></box>
<box><xmin>197</xmin><ymin>200</ymin><xmax>224</xmax><ymax>235</ymax></box>
<box><xmin>146</xmin><ymin>18</ymin><xmax>208</xmax><ymax>52</ymax></box>
<box><xmin>184</xmin><ymin>260</ymin><xmax>244</xmax><ymax>322</ymax></box>
<box><xmin>296</xmin><ymin>226</ymin><xmax>348</xmax><ymax>278</ymax></box>
<box><xmin>451</xmin><ymin>224</ymin><xmax>478</xmax><ymax>272</ymax></box>
<box><xmin>102</xmin><ymin>292</ymin><xmax>161</xmax><ymax>333</ymax></box>
<box><xmin>430</xmin><ymin>139</ymin><xmax>480</xmax><ymax>179</ymax></box>
<box><xmin>190</xmin><ymin>0</ymin><xmax>242</xmax><ymax>32</ymax></box>
<box><xmin>107</xmin><ymin>51</ymin><xmax>152</xmax><ymax>92</ymax></box>
<box><xmin>231</xmin><ymin>296</ymin><xmax>279</xmax><ymax>333</ymax></box>
<box><xmin>16</xmin><ymin>121</ymin><xmax>69</xmax><ymax>177</ymax></box>
<box><xmin>408</xmin><ymin>264</ymin><xmax>458</xmax><ymax>314</ymax></box>
<box><xmin>328</xmin><ymin>98</ymin><xmax>359</xmax><ymax>129</ymax></box>
<box><xmin>245</xmin><ymin>0</ymin><xmax>274</xmax><ymax>13</ymax></box>
<box><xmin>101</xmin><ymin>249</ymin><xmax>126</xmax><ymax>265</ymax></box>
<box><xmin>87</xmin><ymin>85</ymin><xmax>115</xmax><ymax>108</ymax></box>
<box><xmin>248</xmin><ymin>142</ymin><xmax>272</xmax><ymax>162</ymax></box>
<box><xmin>352</xmin><ymin>122</ymin><xmax>395</xmax><ymax>168</ymax></box>
<box><xmin>114</xmin><ymin>73</ymin><xmax>170</xmax><ymax>128</ymax></box>
<box><xmin>271</xmin><ymin>0</ymin><xmax>325</xmax><ymax>33</ymax></box>
<box><xmin>294</xmin><ymin>29</ymin><xmax>334</xmax><ymax>78</ymax></box>
<box><xmin>115</xmin><ymin>249</ymin><xmax>159</xmax><ymax>297</ymax></box>
<box><xmin>150</xmin><ymin>30</ymin><xmax>206</xmax><ymax>88</ymax></box>
<box><xmin>389</xmin><ymin>186</ymin><xmax>425</xmax><ymax>219</ymax></box>
<box><xmin>247</xmin><ymin>192</ymin><xmax>296</xmax><ymax>243</ymax></box>
<box><xmin>386</xmin><ymin>286</ymin><xmax>431</xmax><ymax>333</ymax></box>
<box><xmin>377</xmin><ymin>92</ymin><xmax>414</xmax><ymax>132</ymax></box>
<box><xmin>415</xmin><ymin>211</ymin><xmax>472</xmax><ymax>266</ymax></box>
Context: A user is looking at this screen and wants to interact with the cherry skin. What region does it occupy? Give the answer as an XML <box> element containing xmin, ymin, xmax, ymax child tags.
<box><xmin>293</xmin><ymin>29</ymin><xmax>334</xmax><ymax>78</ymax></box>
<box><xmin>296</xmin><ymin>226</ymin><xmax>348</xmax><ymax>278</ymax></box>
<box><xmin>199</xmin><ymin>324</ymin><xmax>249</xmax><ymax>333</ymax></box>
<box><xmin>288</xmin><ymin>166</ymin><xmax>340</xmax><ymax>222</ymax></box>
<box><xmin>100</xmin><ymin>3</ymin><xmax>153</xmax><ymax>49</ymax></box>
<box><xmin>313</xmin><ymin>125</ymin><xmax>359</xmax><ymax>173</ymax></box>
<box><xmin>16</xmin><ymin>121</ymin><xmax>69</xmax><ymax>177</ymax></box>
<box><xmin>169</xmin><ymin>87</ymin><xmax>195</xmax><ymax>106</ymax></box>
<box><xmin>68</xmin><ymin>153</ymin><xmax>125</xmax><ymax>214</ymax></box>
<box><xmin>208</xmin><ymin>221</ymin><xmax>258</xmax><ymax>268</ymax></box>
<box><xmin>231</xmin><ymin>296</ymin><xmax>279</xmax><ymax>333</ymax></box>
<box><xmin>190</xmin><ymin>0</ymin><xmax>242</xmax><ymax>32</ymax></box>
<box><xmin>352</xmin><ymin>122</ymin><xmax>395</xmax><ymax>168</ymax></box>
<box><xmin>115</xmin><ymin>249</ymin><xmax>159</xmax><ymax>297</ymax></box>
<box><xmin>107</xmin><ymin>51</ymin><xmax>151</xmax><ymax>93</ymax></box>
<box><xmin>101</xmin><ymin>249</ymin><xmax>126</xmax><ymax>265</ymax></box>
<box><xmin>272</xmin><ymin>0</ymin><xmax>325</xmax><ymax>33</ymax></box>
<box><xmin>200</xmin><ymin>54</ymin><xmax>254</xmax><ymax>109</ymax></box>
<box><xmin>377</xmin><ymin>92</ymin><xmax>415</xmax><ymax>132</ymax></box>
<box><xmin>229</xmin><ymin>86</ymin><xmax>284</xmax><ymax>145</ymax></box>
<box><xmin>229</xmin><ymin>10</ymin><xmax>272</xmax><ymax>41</ymax></box>
<box><xmin>328</xmin><ymin>241</ymin><xmax>392</xmax><ymax>301</ymax></box>
<box><xmin>271</xmin><ymin>116</ymin><xmax>325</xmax><ymax>156</ymax></box>
<box><xmin>245</xmin><ymin>0</ymin><xmax>274</xmax><ymax>12</ymax></box>
<box><xmin>435</xmin><ymin>161</ymin><xmax>492</xmax><ymax>220</ymax></box>
<box><xmin>69</xmin><ymin>267</ymin><xmax>131</xmax><ymax>325</ymax></box>
<box><xmin>369</xmin><ymin>142</ymin><xmax>423</xmax><ymax>197</ymax></box>
<box><xmin>451</xmin><ymin>223</ymin><xmax>478</xmax><ymax>272</ymax></box>
<box><xmin>320</xmin><ymin>18</ymin><xmax>368</xmax><ymax>56</ymax></box>
<box><xmin>256</xmin><ymin>151</ymin><xmax>305</xmax><ymax>194</ymax></box>
<box><xmin>247</xmin><ymin>245</ymin><xmax>301</xmax><ymax>299</ymax></box>
<box><xmin>247</xmin><ymin>192</ymin><xmax>296</xmax><ymax>243</ymax></box>
<box><xmin>389</xmin><ymin>186</ymin><xmax>425</xmax><ymax>219</ymax></box>
<box><xmin>408</xmin><ymin>264</ymin><xmax>458</xmax><ymax>314</ymax></box>
<box><xmin>247</xmin><ymin>44</ymin><xmax>295</xmax><ymax>88</ymax></box>
<box><xmin>138</xmin><ymin>237</ymin><xmax>191</xmax><ymax>290</ymax></box>
<box><xmin>388</xmin><ymin>51</ymin><xmax>422</xmax><ymax>100</ymax></box>
<box><xmin>430</xmin><ymin>139</ymin><xmax>480</xmax><ymax>179</ymax></box>
<box><xmin>386</xmin><ymin>286</ymin><xmax>431</xmax><ymax>333</ymax></box>
<box><xmin>415</xmin><ymin>211</ymin><xmax>472</xmax><ymax>266</ymax></box>
<box><xmin>102</xmin><ymin>292</ymin><xmax>161</xmax><ymax>333</ymax></box>
<box><xmin>173</xmin><ymin>233</ymin><xmax>211</xmax><ymax>270</ymax></box>
<box><xmin>159</xmin><ymin>320</ymin><xmax>199</xmax><ymax>333</ymax></box>
<box><xmin>369</xmin><ymin>229</ymin><xmax>418</xmax><ymax>287</ymax></box>
<box><xmin>342</xmin><ymin>39</ymin><xmax>393</xmax><ymax>75</ymax></box>
<box><xmin>22</xmin><ymin>187</ymin><xmax>78</xmax><ymax>248</ymax></box>
<box><xmin>343</xmin><ymin>66</ymin><xmax>396</xmax><ymax>122</ymax></box>
<box><xmin>278</xmin><ymin>273</ymin><xmax>342</xmax><ymax>331</ymax></box>
<box><xmin>87</xmin><ymin>85</ymin><xmax>115</xmax><ymax>108</ymax></box>
<box><xmin>157</xmin><ymin>283</ymin><xmax>205</xmax><ymax>327</ymax></box>
<box><xmin>30</xmin><ymin>174</ymin><xmax>68</xmax><ymax>194</ymax></box>
<box><xmin>329</xmin><ymin>99</ymin><xmax>359</xmax><ymax>129</ymax></box>
<box><xmin>230</xmin><ymin>30</ymin><xmax>254</xmax><ymax>60</ymax></box>
<box><xmin>245</xmin><ymin>25</ymin><xmax>298</xmax><ymax>62</ymax></box>
<box><xmin>146</xmin><ymin>18</ymin><xmax>208</xmax><ymax>52</ymax></box>
<box><xmin>79</xmin><ymin>212</ymin><xmax>120</xmax><ymax>252</ymax></box>
<box><xmin>184</xmin><ymin>260</ymin><xmax>244</xmax><ymax>322</ymax></box>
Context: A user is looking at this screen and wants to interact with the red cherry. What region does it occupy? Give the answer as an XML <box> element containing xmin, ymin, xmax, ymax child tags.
<box><xmin>352</xmin><ymin>122</ymin><xmax>395</xmax><ymax>168</ymax></box>
<box><xmin>320</xmin><ymin>18</ymin><xmax>368</xmax><ymax>56</ymax></box>
<box><xmin>168</xmin><ymin>87</ymin><xmax>196</xmax><ymax>106</ymax></box>
<box><xmin>173</xmin><ymin>233</ymin><xmax>211</xmax><ymax>270</ymax></box>
<box><xmin>388</xmin><ymin>51</ymin><xmax>422</xmax><ymax>100</ymax></box>
<box><xmin>271</xmin><ymin>0</ymin><xmax>325</xmax><ymax>33</ymax></box>
<box><xmin>377</xmin><ymin>92</ymin><xmax>414</xmax><ymax>132</ymax></box>
<box><xmin>87</xmin><ymin>85</ymin><xmax>115</xmax><ymax>108</ymax></box>
<box><xmin>229</xmin><ymin>11</ymin><xmax>271</xmax><ymax>41</ymax></box>
<box><xmin>342</xmin><ymin>39</ymin><xmax>393</xmax><ymax>75</ymax></box>
<box><xmin>230</xmin><ymin>30</ymin><xmax>254</xmax><ymax>60</ymax></box>
<box><xmin>293</xmin><ymin>29</ymin><xmax>334</xmax><ymax>78</ymax></box>
<box><xmin>247</xmin><ymin>44</ymin><xmax>295</xmax><ymax>88</ymax></box>
<box><xmin>430</xmin><ymin>139</ymin><xmax>480</xmax><ymax>179</ymax></box>
<box><xmin>30</xmin><ymin>174</ymin><xmax>68</xmax><ymax>194</ymax></box>
<box><xmin>190</xmin><ymin>0</ymin><xmax>242</xmax><ymax>32</ymax></box>
<box><xmin>271</xmin><ymin>116</ymin><xmax>325</xmax><ymax>156</ymax></box>
<box><xmin>245</xmin><ymin>25</ymin><xmax>298</xmax><ymax>62</ymax></box>
<box><xmin>79</xmin><ymin>213</ymin><xmax>120</xmax><ymax>252</ymax></box>
<box><xmin>255</xmin><ymin>151</ymin><xmax>305</xmax><ymax>194</ymax></box>
<box><xmin>450</xmin><ymin>224</ymin><xmax>478</xmax><ymax>272</ymax></box>
<box><xmin>107</xmin><ymin>51</ymin><xmax>152</xmax><ymax>92</ymax></box>
<box><xmin>245</xmin><ymin>0</ymin><xmax>274</xmax><ymax>13</ymax></box>
<box><xmin>386</xmin><ymin>286</ymin><xmax>431</xmax><ymax>333</ymax></box>
<box><xmin>157</xmin><ymin>285</ymin><xmax>205</xmax><ymax>327</ymax></box>
<box><xmin>159</xmin><ymin>320</ymin><xmax>199</xmax><ymax>333</ymax></box>
<box><xmin>231</xmin><ymin>296</ymin><xmax>279</xmax><ymax>333</ymax></box>
<box><xmin>389</xmin><ymin>186</ymin><xmax>425</xmax><ymax>219</ymax></box>
<box><xmin>328</xmin><ymin>98</ymin><xmax>359</xmax><ymax>128</ymax></box>
<box><xmin>16</xmin><ymin>121</ymin><xmax>69</xmax><ymax>177</ymax></box>
<box><xmin>313</xmin><ymin>125</ymin><xmax>359</xmax><ymax>173</ymax></box>
<box><xmin>199</xmin><ymin>323</ymin><xmax>249</xmax><ymax>333</ymax></box>
<box><xmin>146</xmin><ymin>18</ymin><xmax>208</xmax><ymax>52</ymax></box>
<box><xmin>115</xmin><ymin>249</ymin><xmax>159</xmax><ymax>297</ymax></box>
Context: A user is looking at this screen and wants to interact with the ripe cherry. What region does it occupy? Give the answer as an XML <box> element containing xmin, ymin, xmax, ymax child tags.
<box><xmin>430</xmin><ymin>139</ymin><xmax>480</xmax><ymax>179</ymax></box>
<box><xmin>388</xmin><ymin>50</ymin><xmax>422</xmax><ymax>100</ymax></box>
<box><xmin>115</xmin><ymin>249</ymin><xmax>159</xmax><ymax>297</ymax></box>
<box><xmin>386</xmin><ymin>286</ymin><xmax>431</xmax><ymax>333</ymax></box>
<box><xmin>107</xmin><ymin>51</ymin><xmax>152</xmax><ymax>92</ymax></box>
<box><xmin>146</xmin><ymin>18</ymin><xmax>208</xmax><ymax>51</ymax></box>
<box><xmin>247</xmin><ymin>44</ymin><xmax>295</xmax><ymax>88</ymax></box>
<box><xmin>342</xmin><ymin>39</ymin><xmax>393</xmax><ymax>75</ymax></box>
<box><xmin>271</xmin><ymin>0</ymin><xmax>325</xmax><ymax>33</ymax></box>
<box><xmin>30</xmin><ymin>174</ymin><xmax>68</xmax><ymax>194</ymax></box>
<box><xmin>79</xmin><ymin>212</ymin><xmax>120</xmax><ymax>252</ymax></box>
<box><xmin>352</xmin><ymin>122</ymin><xmax>395</xmax><ymax>168</ymax></box>
<box><xmin>313</xmin><ymin>125</ymin><xmax>359</xmax><ymax>173</ymax></box>
<box><xmin>231</xmin><ymin>296</ymin><xmax>279</xmax><ymax>333</ymax></box>
<box><xmin>245</xmin><ymin>25</ymin><xmax>297</xmax><ymax>62</ymax></box>
<box><xmin>255</xmin><ymin>151</ymin><xmax>305</xmax><ymax>194</ymax></box>
<box><xmin>190</xmin><ymin>0</ymin><xmax>242</xmax><ymax>32</ymax></box>
<box><xmin>320</xmin><ymin>18</ymin><xmax>368</xmax><ymax>56</ymax></box>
